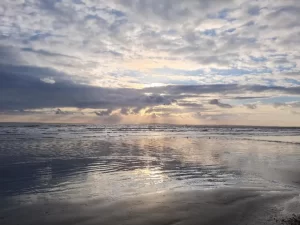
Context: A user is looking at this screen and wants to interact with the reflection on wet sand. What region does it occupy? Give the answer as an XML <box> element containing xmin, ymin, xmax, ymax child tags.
<box><xmin>1</xmin><ymin>133</ymin><xmax>300</xmax><ymax>224</ymax></box>
<box><xmin>1</xmin><ymin>137</ymin><xmax>300</xmax><ymax>199</ymax></box>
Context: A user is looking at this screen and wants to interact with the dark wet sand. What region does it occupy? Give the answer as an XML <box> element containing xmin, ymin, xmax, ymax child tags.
<box><xmin>1</xmin><ymin>188</ymin><xmax>299</xmax><ymax>225</ymax></box>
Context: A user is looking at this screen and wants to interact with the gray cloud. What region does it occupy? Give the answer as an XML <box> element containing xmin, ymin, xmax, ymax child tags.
<box><xmin>146</xmin><ymin>84</ymin><xmax>300</xmax><ymax>96</ymax></box>
<box><xmin>177</xmin><ymin>102</ymin><xmax>203</xmax><ymax>108</ymax></box>
<box><xmin>21</xmin><ymin>47</ymin><xmax>78</xmax><ymax>59</ymax></box>
<box><xmin>0</xmin><ymin>45</ymin><xmax>23</xmax><ymax>65</ymax></box>
<box><xmin>120</xmin><ymin>107</ymin><xmax>130</xmax><ymax>115</ymax></box>
<box><xmin>245</xmin><ymin>104</ymin><xmax>257</xmax><ymax>109</ymax></box>
<box><xmin>132</xmin><ymin>107</ymin><xmax>143</xmax><ymax>114</ymax></box>
<box><xmin>117</xmin><ymin>0</ymin><xmax>235</xmax><ymax>24</ymax></box>
<box><xmin>233</xmin><ymin>96</ymin><xmax>265</xmax><ymax>100</ymax></box>
<box><xmin>0</xmin><ymin>66</ymin><xmax>178</xmax><ymax>111</ymax></box>
<box><xmin>1</xmin><ymin>66</ymin><xmax>300</xmax><ymax>113</ymax></box>
<box><xmin>56</xmin><ymin>108</ymin><xmax>68</xmax><ymax>115</ymax></box>
<box><xmin>209</xmin><ymin>99</ymin><xmax>233</xmax><ymax>108</ymax></box>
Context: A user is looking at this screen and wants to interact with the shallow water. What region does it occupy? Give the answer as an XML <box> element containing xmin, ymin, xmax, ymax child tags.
<box><xmin>0</xmin><ymin>124</ymin><xmax>300</xmax><ymax>207</ymax></box>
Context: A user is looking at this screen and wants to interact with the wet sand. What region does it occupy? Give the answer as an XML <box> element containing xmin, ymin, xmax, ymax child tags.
<box><xmin>1</xmin><ymin>125</ymin><xmax>300</xmax><ymax>225</ymax></box>
<box><xmin>1</xmin><ymin>188</ymin><xmax>299</xmax><ymax>225</ymax></box>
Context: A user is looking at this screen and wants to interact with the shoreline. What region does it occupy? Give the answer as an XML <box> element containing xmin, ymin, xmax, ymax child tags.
<box><xmin>1</xmin><ymin>122</ymin><xmax>300</xmax><ymax>129</ymax></box>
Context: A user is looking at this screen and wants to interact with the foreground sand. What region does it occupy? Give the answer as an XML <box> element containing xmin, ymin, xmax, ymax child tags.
<box><xmin>1</xmin><ymin>188</ymin><xmax>299</xmax><ymax>225</ymax></box>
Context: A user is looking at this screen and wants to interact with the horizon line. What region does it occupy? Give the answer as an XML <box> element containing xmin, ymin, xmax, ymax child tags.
<box><xmin>0</xmin><ymin>122</ymin><xmax>300</xmax><ymax>129</ymax></box>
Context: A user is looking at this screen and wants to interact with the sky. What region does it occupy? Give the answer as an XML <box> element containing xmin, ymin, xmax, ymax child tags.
<box><xmin>0</xmin><ymin>0</ymin><xmax>300</xmax><ymax>126</ymax></box>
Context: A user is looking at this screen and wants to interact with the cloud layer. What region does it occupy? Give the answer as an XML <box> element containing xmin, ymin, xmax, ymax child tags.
<box><xmin>0</xmin><ymin>0</ymin><xmax>300</xmax><ymax>125</ymax></box>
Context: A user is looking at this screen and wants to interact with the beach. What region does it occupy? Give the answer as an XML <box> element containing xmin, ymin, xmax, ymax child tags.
<box><xmin>2</xmin><ymin>0</ymin><xmax>300</xmax><ymax>223</ymax></box>
<box><xmin>0</xmin><ymin>124</ymin><xmax>299</xmax><ymax>224</ymax></box>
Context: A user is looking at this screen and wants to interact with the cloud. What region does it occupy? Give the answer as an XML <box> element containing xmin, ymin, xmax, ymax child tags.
<box><xmin>0</xmin><ymin>0</ymin><xmax>300</xmax><ymax>124</ymax></box>
<box><xmin>151</xmin><ymin>113</ymin><xmax>157</xmax><ymax>119</ymax></box>
<box><xmin>209</xmin><ymin>99</ymin><xmax>233</xmax><ymax>108</ymax></box>
<box><xmin>95</xmin><ymin>109</ymin><xmax>113</xmax><ymax>116</ymax></box>
<box><xmin>193</xmin><ymin>112</ymin><xmax>202</xmax><ymax>118</ymax></box>
<box><xmin>245</xmin><ymin>104</ymin><xmax>257</xmax><ymax>109</ymax></box>
<box><xmin>116</xmin><ymin>0</ymin><xmax>236</xmax><ymax>24</ymax></box>
<box><xmin>1</xmin><ymin>66</ymin><xmax>300</xmax><ymax>113</ymax></box>
<box><xmin>0</xmin><ymin>68</ymin><xmax>178</xmax><ymax>111</ymax></box>
<box><xmin>273</xmin><ymin>102</ymin><xmax>300</xmax><ymax>109</ymax></box>
<box><xmin>0</xmin><ymin>45</ymin><xmax>25</xmax><ymax>65</ymax></box>
<box><xmin>40</xmin><ymin>77</ymin><xmax>56</xmax><ymax>84</ymax></box>
<box><xmin>177</xmin><ymin>102</ymin><xmax>203</xmax><ymax>108</ymax></box>
<box><xmin>146</xmin><ymin>84</ymin><xmax>300</xmax><ymax>96</ymax></box>
<box><xmin>56</xmin><ymin>108</ymin><xmax>67</xmax><ymax>115</ymax></box>
<box><xmin>21</xmin><ymin>47</ymin><xmax>78</xmax><ymax>59</ymax></box>
<box><xmin>120</xmin><ymin>108</ymin><xmax>130</xmax><ymax>115</ymax></box>
<box><xmin>0</xmin><ymin>64</ymin><xmax>74</xmax><ymax>84</ymax></box>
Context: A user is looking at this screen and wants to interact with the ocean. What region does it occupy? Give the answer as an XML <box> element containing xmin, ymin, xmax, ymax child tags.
<box><xmin>0</xmin><ymin>124</ymin><xmax>300</xmax><ymax>224</ymax></box>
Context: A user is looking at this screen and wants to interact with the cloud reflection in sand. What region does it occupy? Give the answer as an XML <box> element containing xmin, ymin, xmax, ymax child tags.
<box><xmin>0</xmin><ymin>137</ymin><xmax>298</xmax><ymax>207</ymax></box>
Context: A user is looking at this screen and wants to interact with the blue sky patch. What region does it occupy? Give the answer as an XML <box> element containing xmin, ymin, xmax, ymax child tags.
<box><xmin>203</xmin><ymin>29</ymin><xmax>217</xmax><ymax>36</ymax></box>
